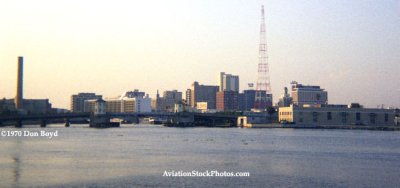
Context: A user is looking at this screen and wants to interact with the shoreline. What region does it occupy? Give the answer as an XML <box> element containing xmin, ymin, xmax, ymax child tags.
<box><xmin>1</xmin><ymin>122</ymin><xmax>400</xmax><ymax>131</ymax></box>
<box><xmin>244</xmin><ymin>123</ymin><xmax>400</xmax><ymax>131</ymax></box>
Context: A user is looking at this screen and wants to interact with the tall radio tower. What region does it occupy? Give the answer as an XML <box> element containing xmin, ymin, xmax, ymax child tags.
<box><xmin>254</xmin><ymin>5</ymin><xmax>272</xmax><ymax>110</ymax></box>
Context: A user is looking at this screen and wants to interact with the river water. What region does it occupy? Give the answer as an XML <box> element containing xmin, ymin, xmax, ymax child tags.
<box><xmin>0</xmin><ymin>124</ymin><xmax>399</xmax><ymax>187</ymax></box>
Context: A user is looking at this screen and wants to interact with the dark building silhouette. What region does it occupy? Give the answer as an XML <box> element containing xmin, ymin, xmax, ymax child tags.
<box><xmin>1</xmin><ymin>56</ymin><xmax>53</xmax><ymax>114</ymax></box>
<box><xmin>216</xmin><ymin>91</ymin><xmax>238</xmax><ymax>111</ymax></box>
<box><xmin>238</xmin><ymin>90</ymin><xmax>256</xmax><ymax>111</ymax></box>
<box><xmin>71</xmin><ymin>93</ymin><xmax>102</xmax><ymax>112</ymax></box>
<box><xmin>190</xmin><ymin>81</ymin><xmax>219</xmax><ymax>110</ymax></box>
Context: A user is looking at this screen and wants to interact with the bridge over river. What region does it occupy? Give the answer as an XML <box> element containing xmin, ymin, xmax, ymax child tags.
<box><xmin>0</xmin><ymin>112</ymin><xmax>241</xmax><ymax>128</ymax></box>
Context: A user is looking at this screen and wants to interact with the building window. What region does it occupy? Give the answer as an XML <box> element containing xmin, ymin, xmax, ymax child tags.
<box><xmin>370</xmin><ymin>113</ymin><xmax>376</xmax><ymax>124</ymax></box>
<box><xmin>341</xmin><ymin>112</ymin><xmax>347</xmax><ymax>124</ymax></box>
<box><xmin>327</xmin><ymin>112</ymin><xmax>332</xmax><ymax>120</ymax></box>
<box><xmin>316</xmin><ymin>94</ymin><xmax>321</xmax><ymax>100</ymax></box>
<box><xmin>385</xmin><ymin>114</ymin><xmax>389</xmax><ymax>122</ymax></box>
<box><xmin>356</xmin><ymin>112</ymin><xmax>361</xmax><ymax>121</ymax></box>
<box><xmin>313</xmin><ymin>112</ymin><xmax>318</xmax><ymax>123</ymax></box>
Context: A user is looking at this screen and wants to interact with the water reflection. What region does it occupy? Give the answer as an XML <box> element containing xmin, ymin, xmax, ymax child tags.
<box><xmin>12</xmin><ymin>155</ymin><xmax>21</xmax><ymax>186</ymax></box>
<box><xmin>12</xmin><ymin>138</ymin><xmax>22</xmax><ymax>187</ymax></box>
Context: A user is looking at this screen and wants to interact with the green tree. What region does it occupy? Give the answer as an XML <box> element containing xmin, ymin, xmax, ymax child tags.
<box><xmin>267</xmin><ymin>107</ymin><xmax>276</xmax><ymax>121</ymax></box>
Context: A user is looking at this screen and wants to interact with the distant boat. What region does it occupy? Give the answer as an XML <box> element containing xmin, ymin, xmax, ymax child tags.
<box><xmin>143</xmin><ymin>117</ymin><xmax>167</xmax><ymax>125</ymax></box>
<box><xmin>110</xmin><ymin>118</ymin><xmax>122</xmax><ymax>123</ymax></box>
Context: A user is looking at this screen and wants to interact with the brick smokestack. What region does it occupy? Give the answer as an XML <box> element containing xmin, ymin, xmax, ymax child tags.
<box><xmin>15</xmin><ymin>56</ymin><xmax>23</xmax><ymax>109</ymax></box>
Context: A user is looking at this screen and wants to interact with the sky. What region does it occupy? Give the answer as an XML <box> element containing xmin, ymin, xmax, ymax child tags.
<box><xmin>0</xmin><ymin>0</ymin><xmax>399</xmax><ymax>109</ymax></box>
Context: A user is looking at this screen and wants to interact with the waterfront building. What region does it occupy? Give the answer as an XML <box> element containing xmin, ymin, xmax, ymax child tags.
<box><xmin>151</xmin><ymin>99</ymin><xmax>157</xmax><ymax>112</ymax></box>
<box><xmin>71</xmin><ymin>93</ymin><xmax>102</xmax><ymax>112</ymax></box>
<box><xmin>196</xmin><ymin>102</ymin><xmax>208</xmax><ymax>110</ymax></box>
<box><xmin>252</xmin><ymin>90</ymin><xmax>273</xmax><ymax>111</ymax></box>
<box><xmin>151</xmin><ymin>90</ymin><xmax>162</xmax><ymax>112</ymax></box>
<box><xmin>2</xmin><ymin>56</ymin><xmax>53</xmax><ymax>114</ymax></box>
<box><xmin>94</xmin><ymin>99</ymin><xmax>106</xmax><ymax>115</ymax></box>
<box><xmin>160</xmin><ymin>90</ymin><xmax>182</xmax><ymax>112</ymax></box>
<box><xmin>23</xmin><ymin>99</ymin><xmax>52</xmax><ymax>114</ymax></box>
<box><xmin>84</xmin><ymin>99</ymin><xmax>96</xmax><ymax>112</ymax></box>
<box><xmin>291</xmin><ymin>81</ymin><xmax>327</xmax><ymax>106</ymax></box>
<box><xmin>190</xmin><ymin>81</ymin><xmax>219</xmax><ymax>110</ymax></box>
<box><xmin>185</xmin><ymin>89</ymin><xmax>192</xmax><ymax>106</ymax></box>
<box><xmin>238</xmin><ymin>90</ymin><xmax>256</xmax><ymax>111</ymax></box>
<box><xmin>219</xmin><ymin>72</ymin><xmax>239</xmax><ymax>92</ymax></box>
<box><xmin>216</xmin><ymin>91</ymin><xmax>238</xmax><ymax>111</ymax></box>
<box><xmin>84</xmin><ymin>89</ymin><xmax>151</xmax><ymax>113</ymax></box>
<box><xmin>174</xmin><ymin>103</ymin><xmax>196</xmax><ymax>113</ymax></box>
<box><xmin>0</xmin><ymin>98</ymin><xmax>51</xmax><ymax>114</ymax></box>
<box><xmin>120</xmin><ymin>90</ymin><xmax>145</xmax><ymax>99</ymax></box>
<box><xmin>85</xmin><ymin>95</ymin><xmax>151</xmax><ymax>113</ymax></box>
<box><xmin>121</xmin><ymin>98</ymin><xmax>136</xmax><ymax>112</ymax></box>
<box><xmin>133</xmin><ymin>95</ymin><xmax>152</xmax><ymax>112</ymax></box>
<box><xmin>0</xmin><ymin>98</ymin><xmax>17</xmax><ymax>114</ymax></box>
<box><xmin>104</xmin><ymin>99</ymin><xmax>123</xmax><ymax>113</ymax></box>
<box><xmin>279</xmin><ymin>104</ymin><xmax>398</xmax><ymax>126</ymax></box>
<box><xmin>278</xmin><ymin>87</ymin><xmax>293</xmax><ymax>107</ymax></box>
<box><xmin>174</xmin><ymin>103</ymin><xmax>184</xmax><ymax>113</ymax></box>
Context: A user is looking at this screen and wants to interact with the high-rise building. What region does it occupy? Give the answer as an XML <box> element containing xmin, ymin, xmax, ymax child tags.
<box><xmin>278</xmin><ymin>87</ymin><xmax>293</xmax><ymax>107</ymax></box>
<box><xmin>134</xmin><ymin>95</ymin><xmax>152</xmax><ymax>112</ymax></box>
<box><xmin>291</xmin><ymin>81</ymin><xmax>328</xmax><ymax>106</ymax></box>
<box><xmin>151</xmin><ymin>90</ymin><xmax>162</xmax><ymax>112</ymax></box>
<box><xmin>160</xmin><ymin>90</ymin><xmax>182</xmax><ymax>112</ymax></box>
<box><xmin>119</xmin><ymin>90</ymin><xmax>151</xmax><ymax>112</ymax></box>
<box><xmin>105</xmin><ymin>99</ymin><xmax>123</xmax><ymax>113</ymax></box>
<box><xmin>185</xmin><ymin>89</ymin><xmax>192</xmax><ymax>106</ymax></box>
<box><xmin>120</xmin><ymin>90</ymin><xmax>145</xmax><ymax>99</ymax></box>
<box><xmin>190</xmin><ymin>81</ymin><xmax>219</xmax><ymax>109</ymax></box>
<box><xmin>71</xmin><ymin>93</ymin><xmax>103</xmax><ymax>112</ymax></box>
<box><xmin>216</xmin><ymin>91</ymin><xmax>238</xmax><ymax>111</ymax></box>
<box><xmin>85</xmin><ymin>95</ymin><xmax>151</xmax><ymax>113</ymax></box>
<box><xmin>219</xmin><ymin>72</ymin><xmax>239</xmax><ymax>92</ymax></box>
<box><xmin>238</xmin><ymin>90</ymin><xmax>257</xmax><ymax>111</ymax></box>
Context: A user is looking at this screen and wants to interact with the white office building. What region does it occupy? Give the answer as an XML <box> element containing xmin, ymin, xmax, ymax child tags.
<box><xmin>291</xmin><ymin>81</ymin><xmax>327</xmax><ymax>106</ymax></box>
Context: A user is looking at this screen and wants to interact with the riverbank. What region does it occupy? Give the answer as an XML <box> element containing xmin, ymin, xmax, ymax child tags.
<box><xmin>244</xmin><ymin>123</ymin><xmax>400</xmax><ymax>131</ymax></box>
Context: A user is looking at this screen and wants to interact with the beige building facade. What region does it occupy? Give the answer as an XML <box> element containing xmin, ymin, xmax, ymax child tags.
<box><xmin>279</xmin><ymin>105</ymin><xmax>398</xmax><ymax>126</ymax></box>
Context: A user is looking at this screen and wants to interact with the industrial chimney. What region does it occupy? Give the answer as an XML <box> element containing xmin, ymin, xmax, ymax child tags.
<box><xmin>15</xmin><ymin>56</ymin><xmax>23</xmax><ymax>109</ymax></box>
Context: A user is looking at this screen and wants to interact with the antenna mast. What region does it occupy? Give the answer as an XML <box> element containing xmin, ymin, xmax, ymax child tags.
<box><xmin>254</xmin><ymin>5</ymin><xmax>272</xmax><ymax>110</ymax></box>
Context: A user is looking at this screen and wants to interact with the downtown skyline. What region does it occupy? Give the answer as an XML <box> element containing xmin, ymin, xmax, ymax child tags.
<box><xmin>0</xmin><ymin>0</ymin><xmax>399</xmax><ymax>109</ymax></box>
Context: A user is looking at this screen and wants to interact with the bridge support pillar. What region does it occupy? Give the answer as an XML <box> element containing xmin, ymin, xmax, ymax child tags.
<box><xmin>90</xmin><ymin>114</ymin><xmax>119</xmax><ymax>128</ymax></box>
<box><xmin>40</xmin><ymin>120</ymin><xmax>47</xmax><ymax>128</ymax></box>
<box><xmin>16</xmin><ymin>120</ymin><xmax>22</xmax><ymax>128</ymax></box>
<box><xmin>134</xmin><ymin>116</ymin><xmax>139</xmax><ymax>124</ymax></box>
<box><xmin>65</xmin><ymin>119</ymin><xmax>70</xmax><ymax>127</ymax></box>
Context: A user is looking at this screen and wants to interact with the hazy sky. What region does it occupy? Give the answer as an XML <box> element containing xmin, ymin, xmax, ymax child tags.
<box><xmin>0</xmin><ymin>0</ymin><xmax>399</xmax><ymax>109</ymax></box>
